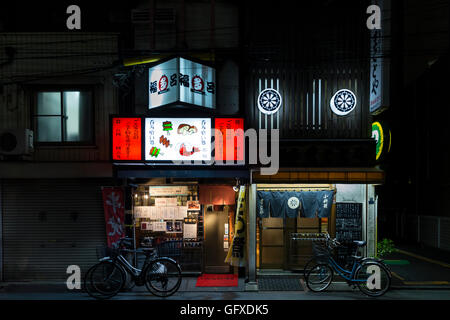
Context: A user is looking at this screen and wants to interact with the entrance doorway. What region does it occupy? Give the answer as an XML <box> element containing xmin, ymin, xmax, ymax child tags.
<box><xmin>204</xmin><ymin>208</ymin><xmax>232</xmax><ymax>273</ymax></box>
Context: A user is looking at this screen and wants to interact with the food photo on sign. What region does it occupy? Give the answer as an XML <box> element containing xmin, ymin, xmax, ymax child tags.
<box><xmin>145</xmin><ymin>118</ymin><xmax>211</xmax><ymax>161</ymax></box>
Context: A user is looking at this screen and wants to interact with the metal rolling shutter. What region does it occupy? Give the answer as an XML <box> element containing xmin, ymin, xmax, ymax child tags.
<box><xmin>2</xmin><ymin>179</ymin><xmax>112</xmax><ymax>281</ymax></box>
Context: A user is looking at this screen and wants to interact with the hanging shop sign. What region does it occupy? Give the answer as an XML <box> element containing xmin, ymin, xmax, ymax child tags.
<box><xmin>330</xmin><ymin>89</ymin><xmax>357</xmax><ymax>116</ymax></box>
<box><xmin>101</xmin><ymin>187</ymin><xmax>125</xmax><ymax>248</ymax></box>
<box><xmin>369</xmin><ymin>0</ymin><xmax>390</xmax><ymax>115</ymax></box>
<box><xmin>257</xmin><ymin>88</ymin><xmax>282</xmax><ymax>115</ymax></box>
<box><xmin>371</xmin><ymin>121</ymin><xmax>391</xmax><ymax>161</ymax></box>
<box><xmin>112</xmin><ymin>117</ymin><xmax>142</xmax><ymax>161</ymax></box>
<box><xmin>214</xmin><ymin>118</ymin><xmax>244</xmax><ymax>162</ymax></box>
<box><xmin>148</xmin><ymin>57</ymin><xmax>216</xmax><ymax>110</ymax></box>
<box><xmin>145</xmin><ymin>118</ymin><xmax>211</xmax><ymax>162</ymax></box>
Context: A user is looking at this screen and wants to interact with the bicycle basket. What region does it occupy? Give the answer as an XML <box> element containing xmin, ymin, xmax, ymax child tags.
<box><xmin>312</xmin><ymin>242</ymin><xmax>331</xmax><ymax>263</ymax></box>
<box><xmin>96</xmin><ymin>245</ymin><xmax>119</xmax><ymax>259</ymax></box>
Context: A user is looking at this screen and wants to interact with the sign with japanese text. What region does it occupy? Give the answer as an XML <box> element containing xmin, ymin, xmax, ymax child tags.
<box><xmin>370</xmin><ymin>29</ymin><xmax>383</xmax><ymax>114</ymax></box>
<box><xmin>148</xmin><ymin>58</ymin><xmax>178</xmax><ymax>109</ymax></box>
<box><xmin>148</xmin><ymin>57</ymin><xmax>216</xmax><ymax>109</ymax></box>
<box><xmin>145</xmin><ymin>118</ymin><xmax>211</xmax><ymax>162</ymax></box>
<box><xmin>178</xmin><ymin>58</ymin><xmax>215</xmax><ymax>109</ymax></box>
<box><xmin>101</xmin><ymin>187</ymin><xmax>125</xmax><ymax>248</ymax></box>
<box><xmin>149</xmin><ymin>185</ymin><xmax>189</xmax><ymax>196</ymax></box>
<box><xmin>214</xmin><ymin>118</ymin><xmax>244</xmax><ymax>162</ymax></box>
<box><xmin>112</xmin><ymin>117</ymin><xmax>142</xmax><ymax>161</ymax></box>
<box><xmin>369</xmin><ymin>0</ymin><xmax>390</xmax><ymax>115</ymax></box>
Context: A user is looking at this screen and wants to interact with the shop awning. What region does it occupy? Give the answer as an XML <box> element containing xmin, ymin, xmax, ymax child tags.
<box><xmin>252</xmin><ymin>167</ymin><xmax>385</xmax><ymax>184</ymax></box>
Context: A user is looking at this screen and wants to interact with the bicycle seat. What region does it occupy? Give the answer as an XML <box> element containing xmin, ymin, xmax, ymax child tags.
<box><xmin>353</xmin><ymin>240</ymin><xmax>366</xmax><ymax>247</ymax></box>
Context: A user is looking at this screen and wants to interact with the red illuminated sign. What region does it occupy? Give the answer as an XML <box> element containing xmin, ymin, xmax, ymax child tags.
<box><xmin>215</xmin><ymin>118</ymin><xmax>244</xmax><ymax>161</ymax></box>
<box><xmin>112</xmin><ymin>118</ymin><xmax>142</xmax><ymax>161</ymax></box>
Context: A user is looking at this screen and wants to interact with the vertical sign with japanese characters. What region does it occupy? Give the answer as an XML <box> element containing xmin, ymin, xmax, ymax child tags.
<box><xmin>112</xmin><ymin>117</ymin><xmax>142</xmax><ymax>161</ymax></box>
<box><xmin>179</xmin><ymin>57</ymin><xmax>216</xmax><ymax>109</ymax></box>
<box><xmin>148</xmin><ymin>58</ymin><xmax>178</xmax><ymax>109</ymax></box>
<box><xmin>370</xmin><ymin>29</ymin><xmax>383</xmax><ymax>114</ymax></box>
<box><xmin>102</xmin><ymin>187</ymin><xmax>125</xmax><ymax>248</ymax></box>
<box><xmin>214</xmin><ymin>118</ymin><xmax>244</xmax><ymax>162</ymax></box>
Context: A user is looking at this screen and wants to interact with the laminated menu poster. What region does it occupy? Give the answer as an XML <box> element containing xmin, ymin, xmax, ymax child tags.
<box><xmin>177</xmin><ymin>206</ymin><xmax>188</xmax><ymax>219</ymax></box>
<box><xmin>134</xmin><ymin>206</ymin><xmax>152</xmax><ymax>218</ymax></box>
<box><xmin>153</xmin><ymin>221</ymin><xmax>166</xmax><ymax>232</ymax></box>
<box><xmin>163</xmin><ymin>207</ymin><xmax>176</xmax><ymax>220</ymax></box>
<box><xmin>187</xmin><ymin>200</ymin><xmax>200</xmax><ymax>211</ymax></box>
<box><xmin>183</xmin><ymin>223</ymin><xmax>197</xmax><ymax>239</ymax></box>
<box><xmin>155</xmin><ymin>197</ymin><xmax>178</xmax><ymax>207</ymax></box>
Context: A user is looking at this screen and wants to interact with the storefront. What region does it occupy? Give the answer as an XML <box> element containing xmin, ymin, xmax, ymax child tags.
<box><xmin>246</xmin><ymin>168</ymin><xmax>384</xmax><ymax>286</ymax></box>
<box><xmin>128</xmin><ymin>181</ymin><xmax>244</xmax><ymax>274</ymax></box>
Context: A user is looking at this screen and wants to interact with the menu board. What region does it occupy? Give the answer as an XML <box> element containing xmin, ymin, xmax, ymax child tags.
<box><xmin>336</xmin><ymin>203</ymin><xmax>362</xmax><ymax>242</ymax></box>
<box><xmin>112</xmin><ymin>118</ymin><xmax>142</xmax><ymax>160</ymax></box>
<box><xmin>145</xmin><ymin>118</ymin><xmax>211</xmax><ymax>162</ymax></box>
<box><xmin>183</xmin><ymin>223</ymin><xmax>197</xmax><ymax>239</ymax></box>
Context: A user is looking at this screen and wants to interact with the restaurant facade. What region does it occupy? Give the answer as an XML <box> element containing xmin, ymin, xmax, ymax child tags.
<box><xmin>0</xmin><ymin>0</ymin><xmax>388</xmax><ymax>288</ymax></box>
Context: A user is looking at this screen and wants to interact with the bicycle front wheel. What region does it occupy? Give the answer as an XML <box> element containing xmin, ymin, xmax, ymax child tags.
<box><xmin>145</xmin><ymin>258</ymin><xmax>182</xmax><ymax>297</ymax></box>
<box><xmin>355</xmin><ymin>261</ymin><xmax>391</xmax><ymax>297</ymax></box>
<box><xmin>88</xmin><ymin>261</ymin><xmax>125</xmax><ymax>299</ymax></box>
<box><xmin>306</xmin><ymin>264</ymin><xmax>333</xmax><ymax>292</ymax></box>
<box><xmin>84</xmin><ymin>264</ymin><xmax>119</xmax><ymax>300</ymax></box>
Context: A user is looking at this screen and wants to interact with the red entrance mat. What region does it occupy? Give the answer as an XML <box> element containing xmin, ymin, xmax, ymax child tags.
<box><xmin>195</xmin><ymin>274</ymin><xmax>238</xmax><ymax>287</ymax></box>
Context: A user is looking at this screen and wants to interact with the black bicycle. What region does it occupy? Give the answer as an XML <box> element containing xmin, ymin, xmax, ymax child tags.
<box><xmin>85</xmin><ymin>237</ymin><xmax>182</xmax><ymax>299</ymax></box>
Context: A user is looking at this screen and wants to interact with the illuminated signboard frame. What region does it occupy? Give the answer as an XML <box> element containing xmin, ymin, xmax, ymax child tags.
<box><xmin>145</xmin><ymin>118</ymin><xmax>212</xmax><ymax>162</ymax></box>
<box><xmin>110</xmin><ymin>115</ymin><xmax>245</xmax><ymax>165</ymax></box>
<box><xmin>148</xmin><ymin>56</ymin><xmax>216</xmax><ymax>110</ymax></box>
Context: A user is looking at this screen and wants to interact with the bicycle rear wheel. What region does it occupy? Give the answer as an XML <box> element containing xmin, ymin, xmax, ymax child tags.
<box><xmin>87</xmin><ymin>261</ymin><xmax>125</xmax><ymax>299</ymax></box>
<box><xmin>306</xmin><ymin>264</ymin><xmax>333</xmax><ymax>292</ymax></box>
<box><xmin>145</xmin><ymin>258</ymin><xmax>182</xmax><ymax>297</ymax></box>
<box><xmin>355</xmin><ymin>261</ymin><xmax>391</xmax><ymax>297</ymax></box>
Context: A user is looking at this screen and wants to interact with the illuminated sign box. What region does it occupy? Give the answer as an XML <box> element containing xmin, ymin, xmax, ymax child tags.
<box><xmin>148</xmin><ymin>57</ymin><xmax>216</xmax><ymax>110</ymax></box>
<box><xmin>112</xmin><ymin>117</ymin><xmax>142</xmax><ymax>161</ymax></box>
<box><xmin>111</xmin><ymin>117</ymin><xmax>244</xmax><ymax>165</ymax></box>
<box><xmin>145</xmin><ymin>118</ymin><xmax>212</xmax><ymax>162</ymax></box>
<box><xmin>214</xmin><ymin>118</ymin><xmax>244</xmax><ymax>162</ymax></box>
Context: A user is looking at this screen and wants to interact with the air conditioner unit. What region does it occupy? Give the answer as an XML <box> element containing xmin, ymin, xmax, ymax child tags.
<box><xmin>0</xmin><ymin>129</ymin><xmax>34</xmax><ymax>156</ymax></box>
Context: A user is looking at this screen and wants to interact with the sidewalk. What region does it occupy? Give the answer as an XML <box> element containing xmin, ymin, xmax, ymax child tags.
<box><xmin>383</xmin><ymin>243</ymin><xmax>450</xmax><ymax>289</ymax></box>
<box><xmin>3</xmin><ymin>245</ymin><xmax>450</xmax><ymax>295</ymax></box>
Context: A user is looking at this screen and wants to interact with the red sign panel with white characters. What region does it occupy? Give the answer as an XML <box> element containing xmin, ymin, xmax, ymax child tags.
<box><xmin>214</xmin><ymin>118</ymin><xmax>244</xmax><ymax>161</ymax></box>
<box><xmin>112</xmin><ymin>117</ymin><xmax>142</xmax><ymax>161</ymax></box>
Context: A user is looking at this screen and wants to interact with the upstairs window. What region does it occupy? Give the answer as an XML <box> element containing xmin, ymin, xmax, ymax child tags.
<box><xmin>33</xmin><ymin>89</ymin><xmax>94</xmax><ymax>145</ymax></box>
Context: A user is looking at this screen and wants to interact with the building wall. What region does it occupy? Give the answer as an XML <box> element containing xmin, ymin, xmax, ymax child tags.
<box><xmin>0</xmin><ymin>33</ymin><xmax>120</xmax><ymax>164</ymax></box>
<box><xmin>132</xmin><ymin>0</ymin><xmax>239</xmax><ymax>51</ymax></box>
<box><xmin>336</xmin><ymin>184</ymin><xmax>376</xmax><ymax>257</ymax></box>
